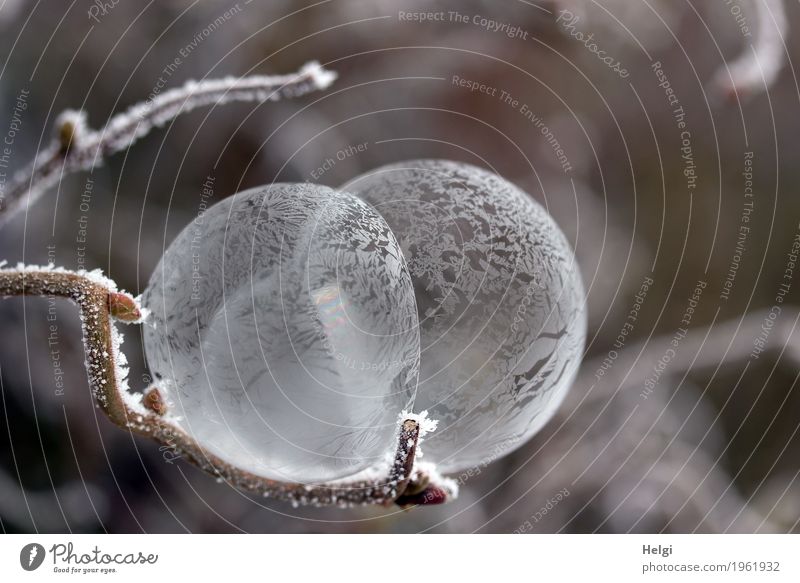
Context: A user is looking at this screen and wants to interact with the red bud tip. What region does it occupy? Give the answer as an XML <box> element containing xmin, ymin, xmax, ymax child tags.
<box><xmin>108</xmin><ymin>293</ymin><xmax>141</xmax><ymax>321</ymax></box>
<box><xmin>143</xmin><ymin>387</ymin><xmax>166</xmax><ymax>415</ymax></box>
<box><xmin>396</xmin><ymin>485</ymin><xmax>448</xmax><ymax>507</ymax></box>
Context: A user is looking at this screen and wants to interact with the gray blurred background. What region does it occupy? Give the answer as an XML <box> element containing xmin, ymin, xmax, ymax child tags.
<box><xmin>1</xmin><ymin>0</ymin><xmax>799</xmax><ymax>533</ymax></box>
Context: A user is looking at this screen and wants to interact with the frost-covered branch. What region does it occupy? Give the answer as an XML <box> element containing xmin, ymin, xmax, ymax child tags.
<box><xmin>0</xmin><ymin>264</ymin><xmax>142</xmax><ymax>423</ymax></box>
<box><xmin>169</xmin><ymin>415</ymin><xmax>429</xmax><ymax>507</ymax></box>
<box><xmin>0</xmin><ymin>61</ymin><xmax>337</xmax><ymax>224</ymax></box>
<box><xmin>0</xmin><ymin>60</ymin><xmax>461</xmax><ymax>508</ymax></box>
<box><xmin>0</xmin><ymin>263</ymin><xmax>454</xmax><ymax>506</ymax></box>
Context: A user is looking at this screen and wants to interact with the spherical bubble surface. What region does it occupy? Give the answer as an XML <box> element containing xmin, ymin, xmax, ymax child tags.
<box><xmin>342</xmin><ymin>160</ymin><xmax>586</xmax><ymax>473</ymax></box>
<box><xmin>142</xmin><ymin>183</ymin><xmax>419</xmax><ymax>483</ymax></box>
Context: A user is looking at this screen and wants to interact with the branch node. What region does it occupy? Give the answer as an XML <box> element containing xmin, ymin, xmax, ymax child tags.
<box><xmin>108</xmin><ymin>291</ymin><xmax>141</xmax><ymax>321</ymax></box>
<box><xmin>396</xmin><ymin>485</ymin><xmax>449</xmax><ymax>507</ymax></box>
<box><xmin>56</xmin><ymin>109</ymin><xmax>88</xmax><ymax>154</ymax></box>
<box><xmin>143</xmin><ymin>386</ymin><xmax>166</xmax><ymax>416</ymax></box>
<box><xmin>1</xmin><ymin>62</ymin><xmax>337</xmax><ymax>225</ymax></box>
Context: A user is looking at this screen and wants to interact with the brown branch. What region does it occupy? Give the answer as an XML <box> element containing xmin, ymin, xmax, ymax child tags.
<box><xmin>0</xmin><ymin>62</ymin><xmax>461</xmax><ymax>508</ymax></box>
<box><xmin>0</xmin><ymin>265</ymin><xmax>440</xmax><ymax>507</ymax></box>
<box><xmin>0</xmin><ymin>266</ymin><xmax>138</xmax><ymax>423</ymax></box>
<box><xmin>143</xmin><ymin>413</ymin><xmax>424</xmax><ymax>507</ymax></box>
<box><xmin>0</xmin><ymin>61</ymin><xmax>337</xmax><ymax>225</ymax></box>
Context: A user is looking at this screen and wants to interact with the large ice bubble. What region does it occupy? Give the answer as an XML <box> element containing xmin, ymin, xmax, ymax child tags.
<box><xmin>142</xmin><ymin>183</ymin><xmax>420</xmax><ymax>483</ymax></box>
<box><xmin>342</xmin><ymin>160</ymin><xmax>586</xmax><ymax>473</ymax></box>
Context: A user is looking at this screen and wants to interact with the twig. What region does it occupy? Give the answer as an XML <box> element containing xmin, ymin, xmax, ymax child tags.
<box><xmin>0</xmin><ymin>264</ymin><xmax>442</xmax><ymax>506</ymax></box>
<box><xmin>0</xmin><ymin>61</ymin><xmax>461</xmax><ymax>508</ymax></box>
<box><xmin>0</xmin><ymin>61</ymin><xmax>337</xmax><ymax>224</ymax></box>
<box><xmin>0</xmin><ymin>264</ymin><xmax>141</xmax><ymax>422</ymax></box>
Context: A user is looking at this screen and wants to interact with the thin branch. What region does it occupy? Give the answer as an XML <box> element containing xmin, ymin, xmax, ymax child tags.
<box><xmin>0</xmin><ymin>61</ymin><xmax>337</xmax><ymax>224</ymax></box>
<box><xmin>396</xmin><ymin>461</ymin><xmax>460</xmax><ymax>507</ymax></box>
<box><xmin>0</xmin><ymin>264</ymin><xmax>451</xmax><ymax>506</ymax></box>
<box><xmin>0</xmin><ymin>264</ymin><xmax>141</xmax><ymax>422</ymax></box>
<box><xmin>0</xmin><ymin>61</ymin><xmax>459</xmax><ymax>508</ymax></box>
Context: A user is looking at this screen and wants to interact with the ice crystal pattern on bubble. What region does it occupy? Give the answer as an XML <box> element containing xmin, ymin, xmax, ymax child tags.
<box><xmin>142</xmin><ymin>184</ymin><xmax>419</xmax><ymax>483</ymax></box>
<box><xmin>343</xmin><ymin>160</ymin><xmax>587</xmax><ymax>473</ymax></box>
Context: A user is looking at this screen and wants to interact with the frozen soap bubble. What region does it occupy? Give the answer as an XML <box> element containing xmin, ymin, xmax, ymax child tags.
<box><xmin>142</xmin><ymin>183</ymin><xmax>419</xmax><ymax>483</ymax></box>
<box><xmin>342</xmin><ymin>160</ymin><xmax>586</xmax><ymax>473</ymax></box>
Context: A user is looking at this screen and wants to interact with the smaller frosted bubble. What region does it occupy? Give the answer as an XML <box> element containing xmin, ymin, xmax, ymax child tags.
<box><xmin>142</xmin><ymin>183</ymin><xmax>420</xmax><ymax>483</ymax></box>
<box><xmin>342</xmin><ymin>160</ymin><xmax>587</xmax><ymax>473</ymax></box>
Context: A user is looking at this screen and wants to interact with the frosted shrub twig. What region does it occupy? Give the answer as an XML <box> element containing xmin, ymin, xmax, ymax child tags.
<box><xmin>0</xmin><ymin>258</ymin><xmax>450</xmax><ymax>506</ymax></box>
<box><xmin>0</xmin><ymin>62</ymin><xmax>458</xmax><ymax>507</ymax></box>
<box><xmin>0</xmin><ymin>61</ymin><xmax>337</xmax><ymax>224</ymax></box>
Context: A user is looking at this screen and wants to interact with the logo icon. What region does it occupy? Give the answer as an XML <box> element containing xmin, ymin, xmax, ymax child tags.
<box><xmin>19</xmin><ymin>543</ymin><xmax>46</xmax><ymax>571</ymax></box>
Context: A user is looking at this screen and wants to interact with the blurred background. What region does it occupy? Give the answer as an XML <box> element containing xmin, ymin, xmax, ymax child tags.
<box><xmin>1</xmin><ymin>0</ymin><xmax>799</xmax><ymax>533</ymax></box>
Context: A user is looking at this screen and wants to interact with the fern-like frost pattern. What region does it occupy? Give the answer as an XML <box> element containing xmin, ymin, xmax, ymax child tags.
<box><xmin>343</xmin><ymin>160</ymin><xmax>587</xmax><ymax>472</ymax></box>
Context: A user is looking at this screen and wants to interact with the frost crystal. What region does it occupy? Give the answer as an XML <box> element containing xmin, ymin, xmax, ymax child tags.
<box><xmin>400</xmin><ymin>409</ymin><xmax>438</xmax><ymax>458</ymax></box>
<box><xmin>1</xmin><ymin>61</ymin><xmax>337</xmax><ymax>227</ymax></box>
<box><xmin>142</xmin><ymin>183</ymin><xmax>420</xmax><ymax>483</ymax></box>
<box><xmin>343</xmin><ymin>160</ymin><xmax>587</xmax><ymax>473</ymax></box>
